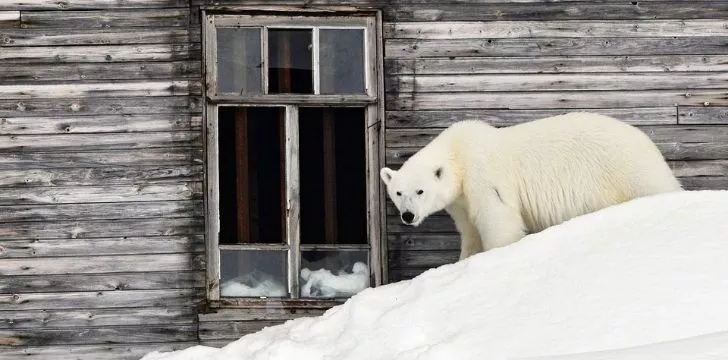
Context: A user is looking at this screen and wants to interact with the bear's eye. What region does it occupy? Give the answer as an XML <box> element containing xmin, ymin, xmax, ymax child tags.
<box><xmin>396</xmin><ymin>191</ymin><xmax>402</xmax><ymax>196</ymax></box>
<box><xmin>417</xmin><ymin>190</ymin><xmax>424</xmax><ymax>195</ymax></box>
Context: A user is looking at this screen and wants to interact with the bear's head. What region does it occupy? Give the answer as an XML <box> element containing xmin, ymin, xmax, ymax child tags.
<box><xmin>380</xmin><ymin>163</ymin><xmax>457</xmax><ymax>227</ymax></box>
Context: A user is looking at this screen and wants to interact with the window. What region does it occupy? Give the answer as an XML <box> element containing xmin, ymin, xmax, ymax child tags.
<box><xmin>203</xmin><ymin>11</ymin><xmax>384</xmax><ymax>305</ymax></box>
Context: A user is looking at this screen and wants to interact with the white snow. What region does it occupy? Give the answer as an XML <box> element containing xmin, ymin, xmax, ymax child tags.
<box><xmin>142</xmin><ymin>190</ymin><xmax>728</xmax><ymax>360</ymax></box>
<box><xmin>300</xmin><ymin>261</ymin><xmax>370</xmax><ymax>298</ymax></box>
<box><xmin>220</xmin><ymin>277</ymin><xmax>287</xmax><ymax>298</ymax></box>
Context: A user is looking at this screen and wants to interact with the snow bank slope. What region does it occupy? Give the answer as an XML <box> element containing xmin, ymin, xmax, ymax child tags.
<box><xmin>143</xmin><ymin>190</ymin><xmax>728</xmax><ymax>360</ymax></box>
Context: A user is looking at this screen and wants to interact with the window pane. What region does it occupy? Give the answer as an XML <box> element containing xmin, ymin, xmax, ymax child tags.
<box><xmin>319</xmin><ymin>29</ymin><xmax>365</xmax><ymax>94</ymax></box>
<box><xmin>218</xmin><ymin>107</ymin><xmax>285</xmax><ymax>244</ymax></box>
<box><xmin>268</xmin><ymin>29</ymin><xmax>313</xmax><ymax>94</ymax></box>
<box><xmin>217</xmin><ymin>28</ymin><xmax>262</xmax><ymax>94</ymax></box>
<box><xmin>300</xmin><ymin>250</ymin><xmax>369</xmax><ymax>299</ymax></box>
<box><xmin>299</xmin><ymin>108</ymin><xmax>367</xmax><ymax>245</ymax></box>
<box><xmin>220</xmin><ymin>250</ymin><xmax>288</xmax><ymax>298</ymax></box>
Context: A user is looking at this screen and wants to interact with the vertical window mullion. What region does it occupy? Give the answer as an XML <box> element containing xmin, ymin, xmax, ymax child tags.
<box><xmin>313</xmin><ymin>27</ymin><xmax>320</xmax><ymax>95</ymax></box>
<box><xmin>285</xmin><ymin>105</ymin><xmax>301</xmax><ymax>298</ymax></box>
<box><xmin>262</xmin><ymin>26</ymin><xmax>269</xmax><ymax>95</ymax></box>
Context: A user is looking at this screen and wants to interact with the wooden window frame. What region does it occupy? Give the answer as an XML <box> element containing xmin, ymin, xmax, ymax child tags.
<box><xmin>202</xmin><ymin>8</ymin><xmax>386</xmax><ymax>308</ymax></box>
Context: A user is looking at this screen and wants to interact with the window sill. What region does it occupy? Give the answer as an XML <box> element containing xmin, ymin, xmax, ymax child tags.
<box><xmin>209</xmin><ymin>298</ymin><xmax>347</xmax><ymax>310</ymax></box>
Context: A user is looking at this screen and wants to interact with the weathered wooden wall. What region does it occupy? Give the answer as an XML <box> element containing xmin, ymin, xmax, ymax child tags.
<box><xmin>1</xmin><ymin>0</ymin><xmax>727</xmax><ymax>358</ymax></box>
<box><xmin>0</xmin><ymin>1</ymin><xmax>205</xmax><ymax>358</ymax></box>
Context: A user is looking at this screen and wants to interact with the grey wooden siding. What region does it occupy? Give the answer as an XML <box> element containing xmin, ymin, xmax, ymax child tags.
<box><xmin>1</xmin><ymin>0</ymin><xmax>727</xmax><ymax>358</ymax></box>
<box><xmin>0</xmin><ymin>1</ymin><xmax>204</xmax><ymax>358</ymax></box>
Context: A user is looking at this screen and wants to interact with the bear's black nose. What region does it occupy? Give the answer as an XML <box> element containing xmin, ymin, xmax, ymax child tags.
<box><xmin>401</xmin><ymin>211</ymin><xmax>415</xmax><ymax>224</ymax></box>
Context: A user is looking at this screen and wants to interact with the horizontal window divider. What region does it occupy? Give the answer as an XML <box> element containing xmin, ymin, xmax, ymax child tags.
<box><xmin>207</xmin><ymin>94</ymin><xmax>377</xmax><ymax>106</ymax></box>
<box><xmin>219</xmin><ymin>244</ymin><xmax>289</xmax><ymax>251</ymax></box>
<box><xmin>299</xmin><ymin>244</ymin><xmax>371</xmax><ymax>251</ymax></box>
<box><xmin>213</xmin><ymin>14</ymin><xmax>369</xmax><ymax>28</ymax></box>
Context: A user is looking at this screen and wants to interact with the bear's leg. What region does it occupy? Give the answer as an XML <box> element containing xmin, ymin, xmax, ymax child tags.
<box><xmin>470</xmin><ymin>191</ymin><xmax>526</xmax><ymax>251</ymax></box>
<box><xmin>445</xmin><ymin>203</ymin><xmax>482</xmax><ymax>260</ymax></box>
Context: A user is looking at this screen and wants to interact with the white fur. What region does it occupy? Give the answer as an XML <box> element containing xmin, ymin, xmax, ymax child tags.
<box><xmin>381</xmin><ymin>112</ymin><xmax>683</xmax><ymax>260</ymax></box>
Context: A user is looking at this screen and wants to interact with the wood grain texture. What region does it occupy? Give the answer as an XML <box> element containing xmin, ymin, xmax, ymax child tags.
<box><xmin>0</xmin><ymin>253</ymin><xmax>204</xmax><ymax>275</ymax></box>
<box><xmin>386</xmin><ymin>55</ymin><xmax>728</xmax><ymax>75</ymax></box>
<box><xmin>0</xmin><ymin>325</ymin><xmax>196</xmax><ymax>346</ymax></box>
<box><xmin>387</xmin><ymin>73</ymin><xmax>728</xmax><ymax>93</ymax></box>
<box><xmin>0</xmin><ymin>217</ymin><xmax>203</xmax><ymax>240</ymax></box>
<box><xmin>385</xmin><ymin>37</ymin><xmax>728</xmax><ymax>59</ymax></box>
<box><xmin>0</xmin><ymin>166</ymin><xmax>202</xmax><ymax>187</ymax></box>
<box><xmin>0</xmin><ymin>81</ymin><xmax>196</xmax><ymax>99</ymax></box>
<box><xmin>679</xmin><ymin>107</ymin><xmax>728</xmax><ymax>124</ymax></box>
<box><xmin>0</xmin><ymin>114</ymin><xmax>201</xmax><ymax>135</ymax></box>
<box><xmin>0</xmin><ymin>44</ymin><xmax>200</xmax><ymax>63</ymax></box>
<box><xmin>386</xmin><ymin>108</ymin><xmax>677</xmax><ymax>128</ymax></box>
<box><xmin>386</xmin><ymin>90</ymin><xmax>728</xmax><ymax>111</ymax></box>
<box><xmin>388</xmin><ymin>249</ymin><xmax>459</xmax><ymax>268</ymax></box>
<box><xmin>0</xmin><ymin>11</ymin><xmax>19</xmax><ymax>28</ymax></box>
<box><xmin>0</xmin><ymin>61</ymin><xmax>200</xmax><ymax>83</ymax></box>
<box><xmin>384</xmin><ymin>2</ymin><xmax>728</xmax><ymax>22</ymax></box>
<box><xmin>0</xmin><ymin>183</ymin><xmax>201</xmax><ymax>205</ymax></box>
<box><xmin>0</xmin><ymin>307</ymin><xmax>195</xmax><ymax>329</ymax></box>
<box><xmin>0</xmin><ymin>288</ymin><xmax>200</xmax><ymax>311</ymax></box>
<box><xmin>0</xmin><ymin>131</ymin><xmax>201</xmax><ymax>152</ymax></box>
<box><xmin>0</xmin><ymin>96</ymin><xmax>201</xmax><ymax>117</ymax></box>
<box><xmin>0</xmin><ymin>148</ymin><xmax>203</xmax><ymax>170</ymax></box>
<box><xmin>20</xmin><ymin>9</ymin><xmax>189</xmax><ymax>28</ymax></box>
<box><xmin>198</xmin><ymin>320</ymin><xmax>285</xmax><ymax>340</ymax></box>
<box><xmin>0</xmin><ymin>342</ymin><xmax>197</xmax><ymax>360</ymax></box>
<box><xmin>0</xmin><ymin>0</ymin><xmax>189</xmax><ymax>10</ymax></box>
<box><xmin>0</xmin><ymin>235</ymin><xmax>204</xmax><ymax>258</ymax></box>
<box><xmin>0</xmin><ymin>201</ymin><xmax>203</xmax><ymax>223</ymax></box>
<box><xmin>0</xmin><ymin>28</ymin><xmax>198</xmax><ymax>46</ymax></box>
<box><xmin>0</xmin><ymin>272</ymin><xmax>204</xmax><ymax>293</ymax></box>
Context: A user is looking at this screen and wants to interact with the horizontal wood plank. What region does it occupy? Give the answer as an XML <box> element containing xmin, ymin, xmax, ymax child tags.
<box><xmin>388</xmin><ymin>234</ymin><xmax>460</xmax><ymax>251</ymax></box>
<box><xmin>384</xmin><ymin>20</ymin><xmax>728</xmax><ymax>39</ymax></box>
<box><xmin>0</xmin><ymin>183</ymin><xmax>201</xmax><ymax>205</ymax></box>
<box><xmin>0</xmin><ymin>235</ymin><xmax>204</xmax><ymax>258</ymax></box>
<box><xmin>385</xmin><ymin>55</ymin><xmax>728</xmax><ymax>75</ymax></box>
<box><xmin>386</xmin><ymin>37</ymin><xmax>728</xmax><ymax>59</ymax></box>
<box><xmin>388</xmin><ymin>250</ymin><xmax>459</xmax><ymax>268</ymax></box>
<box><xmin>679</xmin><ymin>107</ymin><xmax>728</xmax><ymax>124</ymax></box>
<box><xmin>0</xmin><ymin>96</ymin><xmax>201</xmax><ymax>117</ymax></box>
<box><xmin>0</xmin><ymin>217</ymin><xmax>204</xmax><ymax>240</ymax></box>
<box><xmin>386</xmin><ymin>108</ymin><xmax>677</xmax><ymax>128</ymax></box>
<box><xmin>198</xmin><ymin>320</ymin><xmax>285</xmax><ymax>340</ymax></box>
<box><xmin>0</xmin><ymin>148</ymin><xmax>203</xmax><ymax>170</ymax></box>
<box><xmin>387</xmin><ymin>73</ymin><xmax>728</xmax><ymax>93</ymax></box>
<box><xmin>0</xmin><ymin>114</ymin><xmax>201</xmax><ymax>135</ymax></box>
<box><xmin>0</xmin><ymin>307</ymin><xmax>195</xmax><ymax>329</ymax></box>
<box><xmin>0</xmin><ymin>44</ymin><xmax>199</xmax><ymax>63</ymax></box>
<box><xmin>384</xmin><ymin>2</ymin><xmax>728</xmax><ymax>22</ymax></box>
<box><xmin>669</xmin><ymin>160</ymin><xmax>728</xmax><ymax>177</ymax></box>
<box><xmin>0</xmin><ymin>61</ymin><xmax>200</xmax><ymax>83</ymax></box>
<box><xmin>0</xmin><ymin>166</ymin><xmax>202</xmax><ymax>187</ymax></box>
<box><xmin>21</xmin><ymin>9</ymin><xmax>189</xmax><ymax>28</ymax></box>
<box><xmin>0</xmin><ymin>288</ymin><xmax>199</xmax><ymax>311</ymax></box>
<box><xmin>0</xmin><ymin>342</ymin><xmax>198</xmax><ymax>360</ymax></box>
<box><xmin>0</xmin><ymin>200</ymin><xmax>202</xmax><ymax>223</ymax></box>
<box><xmin>198</xmin><ymin>307</ymin><xmax>325</xmax><ymax>322</ymax></box>
<box><xmin>386</xmin><ymin>90</ymin><xmax>728</xmax><ymax>111</ymax></box>
<box><xmin>387</xmin><ymin>214</ymin><xmax>456</xmax><ymax>233</ymax></box>
<box><xmin>0</xmin><ymin>253</ymin><xmax>204</xmax><ymax>276</ymax></box>
<box><xmin>0</xmin><ymin>131</ymin><xmax>201</xmax><ymax>152</ymax></box>
<box><xmin>0</xmin><ymin>28</ymin><xmax>198</xmax><ymax>46</ymax></box>
<box><xmin>0</xmin><ymin>0</ymin><xmax>189</xmax><ymax>10</ymax></box>
<box><xmin>0</xmin><ymin>11</ymin><xmax>19</xmax><ymax>27</ymax></box>
<box><xmin>678</xmin><ymin>176</ymin><xmax>728</xmax><ymax>190</ymax></box>
<box><xmin>0</xmin><ymin>272</ymin><xmax>204</xmax><ymax>293</ymax></box>
<box><xmin>0</xmin><ymin>81</ymin><xmax>197</xmax><ymax>100</ymax></box>
<box><xmin>0</xmin><ymin>325</ymin><xmax>196</xmax><ymax>346</ymax></box>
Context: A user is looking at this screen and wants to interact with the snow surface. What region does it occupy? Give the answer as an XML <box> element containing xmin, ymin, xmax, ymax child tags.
<box><xmin>301</xmin><ymin>261</ymin><xmax>370</xmax><ymax>298</ymax></box>
<box><xmin>142</xmin><ymin>190</ymin><xmax>728</xmax><ymax>360</ymax></box>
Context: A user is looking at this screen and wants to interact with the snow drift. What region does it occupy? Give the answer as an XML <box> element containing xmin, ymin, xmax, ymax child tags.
<box><xmin>142</xmin><ymin>190</ymin><xmax>728</xmax><ymax>360</ymax></box>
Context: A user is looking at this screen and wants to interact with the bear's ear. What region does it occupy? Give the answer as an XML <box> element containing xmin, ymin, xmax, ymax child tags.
<box><xmin>380</xmin><ymin>167</ymin><xmax>395</xmax><ymax>185</ymax></box>
<box><xmin>435</xmin><ymin>167</ymin><xmax>443</xmax><ymax>179</ymax></box>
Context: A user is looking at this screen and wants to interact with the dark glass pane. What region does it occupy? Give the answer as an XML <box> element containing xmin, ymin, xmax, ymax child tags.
<box><xmin>220</xmin><ymin>250</ymin><xmax>288</xmax><ymax>298</ymax></box>
<box><xmin>298</xmin><ymin>108</ymin><xmax>367</xmax><ymax>245</ymax></box>
<box><xmin>320</xmin><ymin>29</ymin><xmax>365</xmax><ymax>94</ymax></box>
<box><xmin>268</xmin><ymin>29</ymin><xmax>313</xmax><ymax>94</ymax></box>
<box><xmin>218</xmin><ymin>107</ymin><xmax>285</xmax><ymax>244</ymax></box>
<box><xmin>300</xmin><ymin>250</ymin><xmax>369</xmax><ymax>299</ymax></box>
<box><xmin>216</xmin><ymin>28</ymin><xmax>262</xmax><ymax>94</ymax></box>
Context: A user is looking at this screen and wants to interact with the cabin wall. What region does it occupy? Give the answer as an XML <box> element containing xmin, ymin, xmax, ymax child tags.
<box><xmin>0</xmin><ymin>1</ymin><xmax>205</xmax><ymax>359</ymax></box>
<box><xmin>1</xmin><ymin>1</ymin><xmax>727</xmax><ymax>359</ymax></box>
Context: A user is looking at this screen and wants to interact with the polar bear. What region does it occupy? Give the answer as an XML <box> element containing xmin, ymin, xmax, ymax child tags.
<box><xmin>380</xmin><ymin>112</ymin><xmax>683</xmax><ymax>260</ymax></box>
